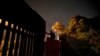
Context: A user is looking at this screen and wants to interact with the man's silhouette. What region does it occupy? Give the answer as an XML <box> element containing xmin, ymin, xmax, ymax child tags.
<box><xmin>45</xmin><ymin>30</ymin><xmax>60</xmax><ymax>56</ymax></box>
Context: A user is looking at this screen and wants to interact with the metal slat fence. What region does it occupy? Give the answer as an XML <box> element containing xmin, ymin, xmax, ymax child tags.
<box><xmin>0</xmin><ymin>18</ymin><xmax>34</xmax><ymax>56</ymax></box>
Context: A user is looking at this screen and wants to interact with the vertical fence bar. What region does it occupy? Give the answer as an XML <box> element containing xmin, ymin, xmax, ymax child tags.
<box><xmin>0</xmin><ymin>19</ymin><xmax>5</xmax><ymax>56</ymax></box>
<box><xmin>19</xmin><ymin>37</ymin><xmax>23</xmax><ymax>56</ymax></box>
<box><xmin>8</xmin><ymin>27</ymin><xmax>16</xmax><ymax>56</ymax></box>
<box><xmin>14</xmin><ymin>32</ymin><xmax>20</xmax><ymax>56</ymax></box>
<box><xmin>29</xmin><ymin>32</ymin><xmax>33</xmax><ymax>56</ymax></box>
<box><xmin>0</xmin><ymin>19</ymin><xmax>4</xmax><ymax>48</ymax></box>
<box><xmin>18</xmin><ymin>28</ymin><xmax>24</xmax><ymax>56</ymax></box>
<box><xmin>6</xmin><ymin>31</ymin><xmax>12</xmax><ymax>56</ymax></box>
<box><xmin>22</xmin><ymin>37</ymin><xmax>26</xmax><ymax>56</ymax></box>
<box><xmin>31</xmin><ymin>39</ymin><xmax>34</xmax><ymax>56</ymax></box>
<box><xmin>12</xmin><ymin>32</ymin><xmax>17</xmax><ymax>56</ymax></box>
<box><xmin>26</xmin><ymin>31</ymin><xmax>30</xmax><ymax>56</ymax></box>
<box><xmin>29</xmin><ymin>38</ymin><xmax>32</xmax><ymax>56</ymax></box>
<box><xmin>22</xmin><ymin>30</ymin><xmax>27</xmax><ymax>56</ymax></box>
<box><xmin>28</xmin><ymin>38</ymin><xmax>31</xmax><ymax>56</ymax></box>
<box><xmin>0</xmin><ymin>19</ymin><xmax>3</xmax><ymax>56</ymax></box>
<box><xmin>22</xmin><ymin>38</ymin><xmax>26</xmax><ymax>56</ymax></box>
<box><xmin>25</xmin><ymin>37</ymin><xmax>28</xmax><ymax>56</ymax></box>
<box><xmin>0</xmin><ymin>19</ymin><xmax>35</xmax><ymax>56</ymax></box>
<box><xmin>0</xmin><ymin>29</ymin><xmax>7</xmax><ymax>56</ymax></box>
<box><xmin>17</xmin><ymin>34</ymin><xmax>22</xmax><ymax>56</ymax></box>
<box><xmin>31</xmin><ymin>33</ymin><xmax>35</xmax><ymax>56</ymax></box>
<box><xmin>2</xmin><ymin>20</ymin><xmax>10</xmax><ymax>56</ymax></box>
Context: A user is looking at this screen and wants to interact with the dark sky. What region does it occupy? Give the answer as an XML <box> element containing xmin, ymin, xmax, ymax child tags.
<box><xmin>25</xmin><ymin>0</ymin><xmax>100</xmax><ymax>32</ymax></box>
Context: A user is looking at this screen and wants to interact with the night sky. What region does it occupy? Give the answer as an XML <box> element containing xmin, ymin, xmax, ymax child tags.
<box><xmin>25</xmin><ymin>0</ymin><xmax>100</xmax><ymax>32</ymax></box>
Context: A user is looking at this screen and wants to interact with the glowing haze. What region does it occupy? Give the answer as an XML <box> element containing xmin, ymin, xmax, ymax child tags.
<box><xmin>25</xmin><ymin>0</ymin><xmax>100</xmax><ymax>32</ymax></box>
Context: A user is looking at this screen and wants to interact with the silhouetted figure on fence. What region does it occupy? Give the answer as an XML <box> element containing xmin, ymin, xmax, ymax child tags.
<box><xmin>45</xmin><ymin>30</ymin><xmax>60</xmax><ymax>56</ymax></box>
<box><xmin>49</xmin><ymin>30</ymin><xmax>55</xmax><ymax>39</ymax></box>
<box><xmin>46</xmin><ymin>30</ymin><xmax>55</xmax><ymax>40</ymax></box>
